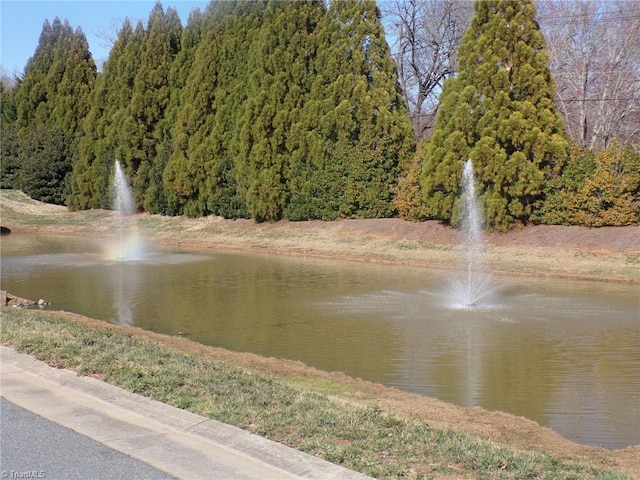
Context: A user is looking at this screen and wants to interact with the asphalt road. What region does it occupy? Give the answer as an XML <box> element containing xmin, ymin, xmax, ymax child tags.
<box><xmin>1</xmin><ymin>398</ymin><xmax>175</xmax><ymax>480</ymax></box>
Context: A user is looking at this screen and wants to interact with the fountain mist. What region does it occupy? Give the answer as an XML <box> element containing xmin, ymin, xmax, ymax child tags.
<box><xmin>109</xmin><ymin>161</ymin><xmax>144</xmax><ymax>260</ymax></box>
<box><xmin>114</xmin><ymin>160</ymin><xmax>136</xmax><ymax>220</ymax></box>
<box><xmin>449</xmin><ymin>159</ymin><xmax>494</xmax><ymax>307</ymax></box>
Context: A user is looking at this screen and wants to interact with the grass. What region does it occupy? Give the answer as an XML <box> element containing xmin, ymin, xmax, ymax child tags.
<box><xmin>1</xmin><ymin>307</ymin><xmax>630</xmax><ymax>480</ymax></box>
<box><xmin>0</xmin><ymin>189</ymin><xmax>111</xmax><ymax>227</ymax></box>
<box><xmin>286</xmin><ymin>375</ymin><xmax>374</xmax><ymax>399</ymax></box>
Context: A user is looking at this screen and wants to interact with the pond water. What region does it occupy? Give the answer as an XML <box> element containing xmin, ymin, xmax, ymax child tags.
<box><xmin>1</xmin><ymin>235</ymin><xmax>638</xmax><ymax>449</ymax></box>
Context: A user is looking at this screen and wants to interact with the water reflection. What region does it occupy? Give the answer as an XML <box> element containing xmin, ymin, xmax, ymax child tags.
<box><xmin>322</xmin><ymin>284</ymin><xmax>639</xmax><ymax>449</ymax></box>
<box><xmin>1</xmin><ymin>235</ymin><xmax>638</xmax><ymax>449</ymax></box>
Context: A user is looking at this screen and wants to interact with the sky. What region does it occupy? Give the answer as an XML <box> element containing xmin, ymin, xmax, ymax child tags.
<box><xmin>0</xmin><ymin>0</ymin><xmax>209</xmax><ymax>75</ymax></box>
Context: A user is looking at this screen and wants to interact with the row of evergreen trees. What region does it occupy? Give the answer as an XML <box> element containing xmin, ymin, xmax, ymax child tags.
<box><xmin>2</xmin><ymin>0</ymin><xmax>637</xmax><ymax>230</ymax></box>
<box><xmin>5</xmin><ymin>0</ymin><xmax>414</xmax><ymax>222</ymax></box>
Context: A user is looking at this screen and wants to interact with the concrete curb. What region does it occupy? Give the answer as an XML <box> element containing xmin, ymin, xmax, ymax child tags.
<box><xmin>1</xmin><ymin>346</ymin><xmax>373</xmax><ymax>480</ymax></box>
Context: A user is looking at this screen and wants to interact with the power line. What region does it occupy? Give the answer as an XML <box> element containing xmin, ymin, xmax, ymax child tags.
<box><xmin>537</xmin><ymin>6</ymin><xmax>640</xmax><ymax>22</ymax></box>
<box><xmin>540</xmin><ymin>14</ymin><xmax>640</xmax><ymax>25</ymax></box>
<box><xmin>553</xmin><ymin>71</ymin><xmax>640</xmax><ymax>76</ymax></box>
<box><xmin>558</xmin><ymin>97</ymin><xmax>639</xmax><ymax>103</ymax></box>
<box><xmin>406</xmin><ymin>97</ymin><xmax>639</xmax><ymax>116</ymax></box>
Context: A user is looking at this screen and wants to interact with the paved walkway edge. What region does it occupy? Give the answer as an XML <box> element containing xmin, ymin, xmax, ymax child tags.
<box><xmin>1</xmin><ymin>345</ymin><xmax>372</xmax><ymax>480</ymax></box>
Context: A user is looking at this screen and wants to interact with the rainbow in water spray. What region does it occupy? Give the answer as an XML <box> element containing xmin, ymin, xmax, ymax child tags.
<box><xmin>106</xmin><ymin>161</ymin><xmax>146</xmax><ymax>261</ymax></box>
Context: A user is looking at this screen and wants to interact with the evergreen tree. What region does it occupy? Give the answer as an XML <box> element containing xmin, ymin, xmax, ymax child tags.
<box><xmin>0</xmin><ymin>122</ymin><xmax>20</xmax><ymax>189</ymax></box>
<box><xmin>0</xmin><ymin>78</ymin><xmax>17</xmax><ymax>125</ymax></box>
<box><xmin>162</xmin><ymin>17</ymin><xmax>217</xmax><ymax>217</ymax></box>
<box><xmin>14</xmin><ymin>17</ymin><xmax>96</xmax><ymax>204</ymax></box>
<box><xmin>16</xmin><ymin>18</ymin><xmax>95</xmax><ymax>136</ymax></box>
<box><xmin>418</xmin><ymin>0</ymin><xmax>568</xmax><ymax>231</ymax></box>
<box><xmin>69</xmin><ymin>19</ymin><xmax>142</xmax><ymax>210</ymax></box>
<box><xmin>289</xmin><ymin>0</ymin><xmax>414</xmax><ymax>220</ymax></box>
<box><xmin>239</xmin><ymin>0</ymin><xmax>325</xmax><ymax>221</ymax></box>
<box><xmin>1</xmin><ymin>80</ymin><xmax>20</xmax><ymax>189</ymax></box>
<box><xmin>107</xmin><ymin>21</ymin><xmax>147</xmax><ymax>208</ymax></box>
<box><xmin>156</xmin><ymin>7</ymin><xmax>207</xmax><ymax>215</ymax></box>
<box><xmin>15</xmin><ymin>19</ymin><xmax>59</xmax><ymax>131</ymax></box>
<box><xmin>52</xmin><ymin>28</ymin><xmax>96</xmax><ymax>135</ymax></box>
<box><xmin>121</xmin><ymin>2</ymin><xmax>182</xmax><ymax>212</ymax></box>
<box><xmin>164</xmin><ymin>1</ymin><xmax>263</xmax><ymax>218</ymax></box>
<box><xmin>196</xmin><ymin>1</ymin><xmax>261</xmax><ymax>218</ymax></box>
<box><xmin>19</xmin><ymin>124</ymin><xmax>73</xmax><ymax>204</ymax></box>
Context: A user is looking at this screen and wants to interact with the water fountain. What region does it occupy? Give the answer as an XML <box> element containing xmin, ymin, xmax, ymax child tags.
<box><xmin>109</xmin><ymin>160</ymin><xmax>144</xmax><ymax>261</ymax></box>
<box><xmin>2</xmin><ymin>156</ymin><xmax>637</xmax><ymax>446</ymax></box>
<box><xmin>448</xmin><ymin>159</ymin><xmax>494</xmax><ymax>307</ymax></box>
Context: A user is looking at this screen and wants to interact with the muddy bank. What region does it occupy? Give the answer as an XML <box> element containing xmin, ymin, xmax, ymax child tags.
<box><xmin>2</xmin><ymin>188</ymin><xmax>638</xmax><ymax>283</ymax></box>
<box><xmin>150</xmin><ymin>216</ymin><xmax>640</xmax><ymax>283</ymax></box>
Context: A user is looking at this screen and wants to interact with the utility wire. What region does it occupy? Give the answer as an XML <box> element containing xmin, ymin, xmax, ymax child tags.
<box><xmin>540</xmin><ymin>14</ymin><xmax>640</xmax><ymax>25</ymax></box>
<box><xmin>537</xmin><ymin>6</ymin><xmax>640</xmax><ymax>22</ymax></box>
<box><xmin>558</xmin><ymin>97</ymin><xmax>639</xmax><ymax>103</ymax></box>
<box><xmin>407</xmin><ymin>96</ymin><xmax>639</xmax><ymax>117</ymax></box>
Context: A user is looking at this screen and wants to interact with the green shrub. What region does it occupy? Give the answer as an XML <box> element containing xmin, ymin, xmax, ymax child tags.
<box><xmin>535</xmin><ymin>142</ymin><xmax>639</xmax><ymax>226</ymax></box>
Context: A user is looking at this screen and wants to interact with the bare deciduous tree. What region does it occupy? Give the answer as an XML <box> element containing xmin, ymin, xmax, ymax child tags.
<box><xmin>93</xmin><ymin>17</ymin><xmax>125</xmax><ymax>70</ymax></box>
<box><xmin>536</xmin><ymin>0</ymin><xmax>640</xmax><ymax>150</ymax></box>
<box><xmin>381</xmin><ymin>0</ymin><xmax>473</xmax><ymax>139</ymax></box>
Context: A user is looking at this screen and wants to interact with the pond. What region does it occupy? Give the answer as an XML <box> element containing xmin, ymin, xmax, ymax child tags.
<box><xmin>1</xmin><ymin>234</ymin><xmax>638</xmax><ymax>449</ymax></box>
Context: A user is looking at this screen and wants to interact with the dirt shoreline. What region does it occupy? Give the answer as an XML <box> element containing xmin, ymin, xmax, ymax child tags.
<box><xmin>162</xmin><ymin>217</ymin><xmax>640</xmax><ymax>284</ymax></box>
<box><xmin>2</xmin><ymin>190</ymin><xmax>639</xmax><ymax>476</ymax></box>
<box><xmin>2</xmin><ymin>189</ymin><xmax>639</xmax><ymax>284</ymax></box>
